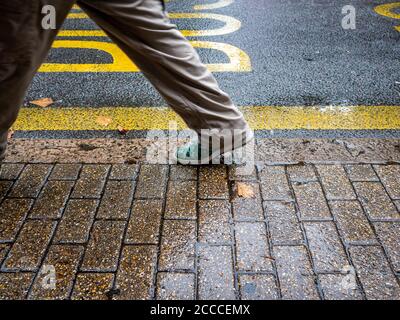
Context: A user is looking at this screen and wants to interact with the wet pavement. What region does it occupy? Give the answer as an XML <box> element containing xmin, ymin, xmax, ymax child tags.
<box><xmin>0</xmin><ymin>138</ymin><xmax>399</xmax><ymax>300</ymax></box>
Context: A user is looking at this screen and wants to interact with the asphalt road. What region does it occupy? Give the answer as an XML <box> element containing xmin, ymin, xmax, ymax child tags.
<box><xmin>17</xmin><ymin>0</ymin><xmax>400</xmax><ymax>138</ymax></box>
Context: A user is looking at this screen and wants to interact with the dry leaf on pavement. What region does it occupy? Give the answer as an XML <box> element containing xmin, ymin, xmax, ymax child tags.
<box><xmin>7</xmin><ymin>130</ymin><xmax>14</xmax><ymax>140</ymax></box>
<box><xmin>117</xmin><ymin>125</ymin><xmax>128</xmax><ymax>135</ymax></box>
<box><xmin>96</xmin><ymin>116</ymin><xmax>113</xmax><ymax>127</ymax></box>
<box><xmin>237</xmin><ymin>183</ymin><xmax>255</xmax><ymax>198</ymax></box>
<box><xmin>30</xmin><ymin>97</ymin><xmax>54</xmax><ymax>108</ymax></box>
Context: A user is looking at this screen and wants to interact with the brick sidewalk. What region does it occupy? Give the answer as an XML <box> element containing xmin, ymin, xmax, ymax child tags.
<box><xmin>0</xmin><ymin>162</ymin><xmax>399</xmax><ymax>300</ymax></box>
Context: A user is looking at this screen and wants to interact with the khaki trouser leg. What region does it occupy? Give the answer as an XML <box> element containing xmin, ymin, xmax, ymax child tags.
<box><xmin>78</xmin><ymin>0</ymin><xmax>250</xmax><ymax>137</ymax></box>
<box><xmin>0</xmin><ymin>0</ymin><xmax>74</xmax><ymax>157</ymax></box>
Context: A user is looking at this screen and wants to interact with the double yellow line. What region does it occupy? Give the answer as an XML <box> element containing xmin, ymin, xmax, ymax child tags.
<box><xmin>13</xmin><ymin>105</ymin><xmax>400</xmax><ymax>131</ymax></box>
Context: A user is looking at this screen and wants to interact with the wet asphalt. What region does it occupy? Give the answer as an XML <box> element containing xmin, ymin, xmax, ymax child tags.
<box><xmin>20</xmin><ymin>0</ymin><xmax>400</xmax><ymax>139</ymax></box>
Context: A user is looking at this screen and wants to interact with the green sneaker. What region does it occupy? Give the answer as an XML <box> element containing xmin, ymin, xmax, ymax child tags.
<box><xmin>176</xmin><ymin>129</ymin><xmax>254</xmax><ymax>165</ymax></box>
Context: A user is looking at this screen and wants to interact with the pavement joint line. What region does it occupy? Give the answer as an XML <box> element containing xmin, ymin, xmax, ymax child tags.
<box><xmin>14</xmin><ymin>105</ymin><xmax>400</xmax><ymax>131</ymax></box>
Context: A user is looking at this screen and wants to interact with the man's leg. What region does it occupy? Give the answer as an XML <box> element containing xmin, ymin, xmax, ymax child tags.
<box><xmin>77</xmin><ymin>0</ymin><xmax>252</xmax><ymax>158</ymax></box>
<box><xmin>0</xmin><ymin>0</ymin><xmax>74</xmax><ymax>160</ymax></box>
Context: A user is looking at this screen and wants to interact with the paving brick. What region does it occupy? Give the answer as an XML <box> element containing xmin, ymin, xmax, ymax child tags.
<box><xmin>0</xmin><ymin>244</ymin><xmax>10</xmax><ymax>264</ymax></box>
<box><xmin>53</xmin><ymin>199</ymin><xmax>98</xmax><ymax>244</ymax></box>
<box><xmin>199</xmin><ymin>200</ymin><xmax>231</xmax><ymax>244</ymax></box>
<box><xmin>232</xmin><ymin>182</ymin><xmax>264</xmax><ymax>220</ymax></box>
<box><xmin>125</xmin><ymin>200</ymin><xmax>163</xmax><ymax>244</ymax></box>
<box><xmin>0</xmin><ymin>164</ymin><xmax>24</xmax><ymax>180</ymax></box>
<box><xmin>353</xmin><ymin>182</ymin><xmax>399</xmax><ymax>220</ymax></box>
<box><xmin>49</xmin><ymin>164</ymin><xmax>81</xmax><ymax>181</ymax></box>
<box><xmin>170</xmin><ymin>165</ymin><xmax>197</xmax><ymax>180</ymax></box>
<box><xmin>71</xmin><ymin>273</ymin><xmax>114</xmax><ymax>300</ymax></box>
<box><xmin>373</xmin><ymin>222</ymin><xmax>400</xmax><ymax>272</ymax></box>
<box><xmin>2</xmin><ymin>220</ymin><xmax>56</xmax><ymax>271</ymax></box>
<box><xmin>135</xmin><ymin>164</ymin><xmax>168</xmax><ymax>199</ymax></box>
<box><xmin>0</xmin><ymin>199</ymin><xmax>32</xmax><ymax>242</ymax></box>
<box><xmin>80</xmin><ymin>221</ymin><xmax>125</xmax><ymax>272</ymax></box>
<box><xmin>0</xmin><ymin>181</ymin><xmax>12</xmax><ymax>201</ymax></box>
<box><xmin>349</xmin><ymin>246</ymin><xmax>400</xmax><ymax>300</ymax></box>
<box><xmin>259</xmin><ymin>165</ymin><xmax>292</xmax><ymax>201</ymax></box>
<box><xmin>228</xmin><ymin>165</ymin><xmax>257</xmax><ymax>181</ymax></box>
<box><xmin>97</xmin><ymin>180</ymin><xmax>135</xmax><ymax>219</ymax></box>
<box><xmin>71</xmin><ymin>165</ymin><xmax>110</xmax><ymax>199</ymax></box>
<box><xmin>29</xmin><ymin>181</ymin><xmax>74</xmax><ymax>219</ymax></box>
<box><xmin>159</xmin><ymin>220</ymin><xmax>196</xmax><ymax>271</ymax></box>
<box><xmin>345</xmin><ymin>164</ymin><xmax>378</xmax><ymax>182</ymax></box>
<box><xmin>235</xmin><ymin>222</ymin><xmax>273</xmax><ymax>272</ymax></box>
<box><xmin>304</xmin><ymin>222</ymin><xmax>348</xmax><ymax>272</ymax></box>
<box><xmin>374</xmin><ymin>165</ymin><xmax>400</xmax><ymax>199</ymax></box>
<box><xmin>0</xmin><ymin>273</ymin><xmax>34</xmax><ymax>300</ymax></box>
<box><xmin>330</xmin><ymin>201</ymin><xmax>376</xmax><ymax>243</ymax></box>
<box><xmin>274</xmin><ymin>246</ymin><xmax>319</xmax><ymax>300</ymax></box>
<box><xmin>287</xmin><ymin>164</ymin><xmax>317</xmax><ymax>183</ymax></box>
<box><xmin>198</xmin><ymin>245</ymin><xmax>236</xmax><ymax>300</ymax></box>
<box><xmin>395</xmin><ymin>201</ymin><xmax>400</xmax><ymax>212</ymax></box>
<box><xmin>115</xmin><ymin>245</ymin><xmax>157</xmax><ymax>300</ymax></box>
<box><xmin>29</xmin><ymin>245</ymin><xmax>84</xmax><ymax>300</ymax></box>
<box><xmin>9</xmin><ymin>164</ymin><xmax>52</xmax><ymax>198</ymax></box>
<box><xmin>319</xmin><ymin>274</ymin><xmax>363</xmax><ymax>300</ymax></box>
<box><xmin>316</xmin><ymin>165</ymin><xmax>356</xmax><ymax>200</ymax></box>
<box><xmin>293</xmin><ymin>182</ymin><xmax>331</xmax><ymax>219</ymax></box>
<box><xmin>199</xmin><ymin>165</ymin><xmax>229</xmax><ymax>199</ymax></box>
<box><xmin>109</xmin><ymin>164</ymin><xmax>138</xmax><ymax>180</ymax></box>
<box><xmin>264</xmin><ymin>201</ymin><xmax>303</xmax><ymax>244</ymax></box>
<box><xmin>239</xmin><ymin>274</ymin><xmax>278</xmax><ymax>300</ymax></box>
<box><xmin>165</xmin><ymin>181</ymin><xmax>197</xmax><ymax>219</ymax></box>
<box><xmin>156</xmin><ymin>272</ymin><xmax>195</xmax><ymax>300</ymax></box>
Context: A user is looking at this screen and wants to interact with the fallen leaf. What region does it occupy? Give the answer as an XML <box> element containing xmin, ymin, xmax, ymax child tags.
<box><xmin>96</xmin><ymin>116</ymin><xmax>113</xmax><ymax>127</ymax></box>
<box><xmin>117</xmin><ymin>125</ymin><xmax>128</xmax><ymax>135</ymax></box>
<box><xmin>237</xmin><ymin>183</ymin><xmax>255</xmax><ymax>198</ymax></box>
<box><xmin>30</xmin><ymin>97</ymin><xmax>54</xmax><ymax>108</ymax></box>
<box><xmin>7</xmin><ymin>130</ymin><xmax>14</xmax><ymax>140</ymax></box>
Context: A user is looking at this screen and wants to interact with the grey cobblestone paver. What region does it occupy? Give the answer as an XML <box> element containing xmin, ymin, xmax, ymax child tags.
<box><xmin>156</xmin><ymin>272</ymin><xmax>195</xmax><ymax>300</ymax></box>
<box><xmin>71</xmin><ymin>273</ymin><xmax>114</xmax><ymax>300</ymax></box>
<box><xmin>374</xmin><ymin>165</ymin><xmax>400</xmax><ymax>199</ymax></box>
<box><xmin>9</xmin><ymin>164</ymin><xmax>52</xmax><ymax>198</ymax></box>
<box><xmin>349</xmin><ymin>246</ymin><xmax>400</xmax><ymax>300</ymax></box>
<box><xmin>49</xmin><ymin>164</ymin><xmax>81</xmax><ymax>181</ymax></box>
<box><xmin>0</xmin><ymin>162</ymin><xmax>399</xmax><ymax>300</ymax></box>
<box><xmin>2</xmin><ymin>220</ymin><xmax>56</xmax><ymax>271</ymax></box>
<box><xmin>198</xmin><ymin>245</ymin><xmax>236</xmax><ymax>300</ymax></box>
<box><xmin>345</xmin><ymin>164</ymin><xmax>378</xmax><ymax>182</ymax></box>
<box><xmin>80</xmin><ymin>221</ymin><xmax>125</xmax><ymax>272</ymax></box>
<box><xmin>304</xmin><ymin>222</ymin><xmax>348</xmax><ymax>272</ymax></box>
<box><xmin>29</xmin><ymin>245</ymin><xmax>84</xmax><ymax>300</ymax></box>
<box><xmin>316</xmin><ymin>165</ymin><xmax>356</xmax><ymax>200</ymax></box>
<box><xmin>264</xmin><ymin>201</ymin><xmax>303</xmax><ymax>244</ymax></box>
<box><xmin>96</xmin><ymin>180</ymin><xmax>135</xmax><ymax>219</ymax></box>
<box><xmin>239</xmin><ymin>274</ymin><xmax>279</xmax><ymax>300</ymax></box>
<box><xmin>259</xmin><ymin>165</ymin><xmax>293</xmax><ymax>201</ymax></box>
<box><xmin>293</xmin><ymin>181</ymin><xmax>331</xmax><ymax>219</ymax></box>
<box><xmin>329</xmin><ymin>200</ymin><xmax>376</xmax><ymax>244</ymax></box>
<box><xmin>29</xmin><ymin>181</ymin><xmax>74</xmax><ymax>219</ymax></box>
<box><xmin>198</xmin><ymin>200</ymin><xmax>231</xmax><ymax>244</ymax></box>
<box><xmin>318</xmin><ymin>274</ymin><xmax>363</xmax><ymax>300</ymax></box>
<box><xmin>353</xmin><ymin>182</ymin><xmax>399</xmax><ymax>220</ymax></box>
<box><xmin>274</xmin><ymin>245</ymin><xmax>319</xmax><ymax>300</ymax></box>
<box><xmin>373</xmin><ymin>222</ymin><xmax>400</xmax><ymax>272</ymax></box>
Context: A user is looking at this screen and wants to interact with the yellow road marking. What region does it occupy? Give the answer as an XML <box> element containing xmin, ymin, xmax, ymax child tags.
<box><xmin>39</xmin><ymin>40</ymin><xmax>139</xmax><ymax>72</ymax></box>
<box><xmin>374</xmin><ymin>2</ymin><xmax>400</xmax><ymax>19</ymax></box>
<box><xmin>62</xmin><ymin>13</ymin><xmax>241</xmax><ymax>37</ymax></box>
<box><xmin>13</xmin><ymin>106</ymin><xmax>400</xmax><ymax>131</ymax></box>
<box><xmin>194</xmin><ymin>0</ymin><xmax>234</xmax><ymax>11</ymax></box>
<box><xmin>38</xmin><ymin>40</ymin><xmax>251</xmax><ymax>72</ymax></box>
